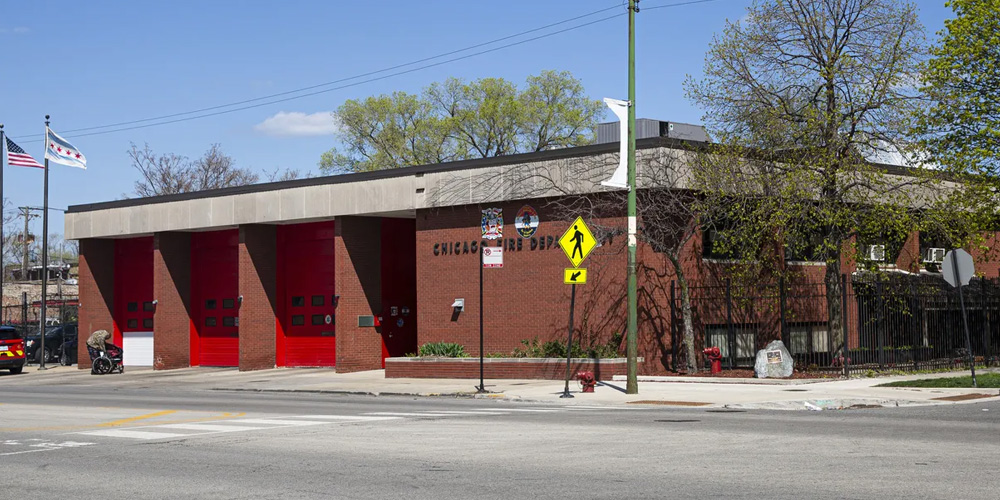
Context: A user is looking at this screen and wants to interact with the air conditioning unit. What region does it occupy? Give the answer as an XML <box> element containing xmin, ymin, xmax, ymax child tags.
<box><xmin>925</xmin><ymin>247</ymin><xmax>946</xmax><ymax>264</ymax></box>
<box><xmin>867</xmin><ymin>244</ymin><xmax>886</xmax><ymax>262</ymax></box>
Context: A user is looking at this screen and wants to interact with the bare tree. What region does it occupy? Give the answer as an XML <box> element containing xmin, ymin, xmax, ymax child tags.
<box><xmin>430</xmin><ymin>143</ymin><xmax>709</xmax><ymax>372</ymax></box>
<box><xmin>685</xmin><ymin>0</ymin><xmax>931</xmax><ymax>355</ymax></box>
<box><xmin>264</xmin><ymin>167</ymin><xmax>306</xmax><ymax>183</ymax></box>
<box><xmin>129</xmin><ymin>143</ymin><xmax>259</xmax><ymax>197</ymax></box>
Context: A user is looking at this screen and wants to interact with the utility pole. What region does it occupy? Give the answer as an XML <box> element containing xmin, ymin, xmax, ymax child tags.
<box><xmin>18</xmin><ymin>207</ymin><xmax>39</xmax><ymax>281</ymax></box>
<box><xmin>625</xmin><ymin>0</ymin><xmax>639</xmax><ymax>394</ymax></box>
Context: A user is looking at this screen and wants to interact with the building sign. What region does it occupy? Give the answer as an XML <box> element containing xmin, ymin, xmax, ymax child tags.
<box><xmin>483</xmin><ymin>246</ymin><xmax>503</xmax><ymax>268</ymax></box>
<box><xmin>433</xmin><ymin>236</ymin><xmax>558</xmax><ymax>256</ymax></box>
<box><xmin>481</xmin><ymin>208</ymin><xmax>503</xmax><ymax>240</ymax></box>
<box><xmin>515</xmin><ymin>205</ymin><xmax>539</xmax><ymax>238</ymax></box>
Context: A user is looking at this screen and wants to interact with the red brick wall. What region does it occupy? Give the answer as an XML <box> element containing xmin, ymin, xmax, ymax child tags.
<box><xmin>384</xmin><ymin>357</ymin><xmax>632</xmax><ymax>380</ymax></box>
<box><xmin>239</xmin><ymin>225</ymin><xmax>277</xmax><ymax>371</ymax></box>
<box><xmin>335</xmin><ymin>217</ymin><xmax>384</xmax><ymax>372</ymax></box>
<box><xmin>416</xmin><ymin>202</ymin><xmax>632</xmax><ymax>365</ymax></box>
<box><xmin>153</xmin><ymin>232</ymin><xmax>192</xmax><ymax>370</ymax></box>
<box><xmin>77</xmin><ymin>239</ymin><xmax>115</xmax><ymax>369</ymax></box>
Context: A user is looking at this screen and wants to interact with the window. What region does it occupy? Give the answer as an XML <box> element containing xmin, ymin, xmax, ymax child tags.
<box><xmin>143</xmin><ymin>318</ymin><xmax>154</xmax><ymax>329</ymax></box>
<box><xmin>312</xmin><ymin>314</ymin><xmax>324</xmax><ymax>326</ymax></box>
<box><xmin>311</xmin><ymin>295</ymin><xmax>324</xmax><ymax>307</ymax></box>
<box><xmin>222</xmin><ymin>298</ymin><xmax>235</xmax><ymax>309</ymax></box>
<box><xmin>206</xmin><ymin>299</ymin><xmax>217</xmax><ymax>310</ymax></box>
<box><xmin>127</xmin><ymin>319</ymin><xmax>138</xmax><ymax>329</ymax></box>
<box><xmin>127</xmin><ymin>302</ymin><xmax>138</xmax><ymax>312</ymax></box>
<box><xmin>705</xmin><ymin>325</ymin><xmax>756</xmax><ymax>359</ymax></box>
<box><xmin>702</xmin><ymin>228</ymin><xmax>738</xmax><ymax>260</ymax></box>
<box><xmin>0</xmin><ymin>328</ymin><xmax>19</xmax><ymax>340</ymax></box>
<box><xmin>222</xmin><ymin>317</ymin><xmax>236</xmax><ymax>327</ymax></box>
<box><xmin>789</xmin><ymin>323</ymin><xmax>830</xmax><ymax>354</ymax></box>
<box><xmin>784</xmin><ymin>230</ymin><xmax>826</xmax><ymax>263</ymax></box>
<box><xmin>143</xmin><ymin>301</ymin><xmax>155</xmax><ymax>312</ymax></box>
<box><xmin>205</xmin><ymin>317</ymin><xmax>217</xmax><ymax>327</ymax></box>
<box><xmin>291</xmin><ymin>315</ymin><xmax>305</xmax><ymax>326</ymax></box>
<box><xmin>292</xmin><ymin>296</ymin><xmax>305</xmax><ymax>307</ymax></box>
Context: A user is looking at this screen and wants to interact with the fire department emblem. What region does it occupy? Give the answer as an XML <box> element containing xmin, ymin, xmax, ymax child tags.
<box><xmin>514</xmin><ymin>205</ymin><xmax>539</xmax><ymax>238</ymax></box>
<box><xmin>481</xmin><ymin>208</ymin><xmax>503</xmax><ymax>240</ymax></box>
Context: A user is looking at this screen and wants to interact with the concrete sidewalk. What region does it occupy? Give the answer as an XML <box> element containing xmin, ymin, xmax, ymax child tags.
<box><xmin>3</xmin><ymin>365</ymin><xmax>998</xmax><ymax>410</ymax></box>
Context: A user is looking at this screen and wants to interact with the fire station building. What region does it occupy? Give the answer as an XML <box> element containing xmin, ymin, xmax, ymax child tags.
<box><xmin>67</xmin><ymin>120</ymin><xmax>999</xmax><ymax>375</ymax></box>
<box><xmin>68</xmin><ymin>130</ymin><xmax>687</xmax><ymax>373</ymax></box>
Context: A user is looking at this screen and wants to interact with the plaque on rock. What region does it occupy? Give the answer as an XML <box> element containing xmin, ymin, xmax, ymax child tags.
<box><xmin>755</xmin><ymin>340</ymin><xmax>794</xmax><ymax>378</ymax></box>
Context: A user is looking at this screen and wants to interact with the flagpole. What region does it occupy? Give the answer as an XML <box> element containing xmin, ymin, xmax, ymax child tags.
<box><xmin>1</xmin><ymin>124</ymin><xmax>5</xmax><ymax>321</ymax></box>
<box><xmin>38</xmin><ymin>116</ymin><xmax>50</xmax><ymax>370</ymax></box>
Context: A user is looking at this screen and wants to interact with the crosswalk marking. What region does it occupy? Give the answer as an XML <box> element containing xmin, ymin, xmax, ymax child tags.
<box><xmin>157</xmin><ymin>423</ymin><xmax>264</xmax><ymax>432</ymax></box>
<box><xmin>282</xmin><ymin>415</ymin><xmax>400</xmax><ymax>421</ymax></box>
<box><xmin>233</xmin><ymin>418</ymin><xmax>326</xmax><ymax>426</ymax></box>
<box><xmin>68</xmin><ymin>406</ymin><xmax>639</xmax><ymax>443</ymax></box>
<box><xmin>366</xmin><ymin>412</ymin><xmax>452</xmax><ymax>417</ymax></box>
<box><xmin>78</xmin><ymin>429</ymin><xmax>189</xmax><ymax>440</ymax></box>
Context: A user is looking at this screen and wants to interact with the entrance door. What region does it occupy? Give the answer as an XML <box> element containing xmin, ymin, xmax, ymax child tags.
<box><xmin>191</xmin><ymin>230</ymin><xmax>239</xmax><ymax>367</ymax></box>
<box><xmin>278</xmin><ymin>222</ymin><xmax>336</xmax><ymax>367</ymax></box>
<box><xmin>380</xmin><ymin>218</ymin><xmax>417</xmax><ymax>366</ymax></box>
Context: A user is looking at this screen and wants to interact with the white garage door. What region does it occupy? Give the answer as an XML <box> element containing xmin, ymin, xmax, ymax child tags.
<box><xmin>123</xmin><ymin>331</ymin><xmax>154</xmax><ymax>366</ymax></box>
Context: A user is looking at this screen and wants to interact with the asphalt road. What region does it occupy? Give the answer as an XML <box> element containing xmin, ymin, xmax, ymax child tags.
<box><xmin>1</xmin><ymin>385</ymin><xmax>997</xmax><ymax>499</ymax></box>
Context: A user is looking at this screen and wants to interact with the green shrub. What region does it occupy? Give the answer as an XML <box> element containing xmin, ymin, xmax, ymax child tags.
<box><xmin>417</xmin><ymin>342</ymin><xmax>469</xmax><ymax>358</ymax></box>
<box><xmin>510</xmin><ymin>333</ymin><xmax>623</xmax><ymax>359</ymax></box>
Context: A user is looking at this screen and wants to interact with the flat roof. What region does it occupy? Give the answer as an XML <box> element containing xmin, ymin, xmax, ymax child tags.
<box><xmin>68</xmin><ymin>137</ymin><xmax>707</xmax><ymax>214</ymax></box>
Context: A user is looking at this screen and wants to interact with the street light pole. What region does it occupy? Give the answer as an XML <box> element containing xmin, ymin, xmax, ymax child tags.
<box><xmin>625</xmin><ymin>0</ymin><xmax>639</xmax><ymax>394</ymax></box>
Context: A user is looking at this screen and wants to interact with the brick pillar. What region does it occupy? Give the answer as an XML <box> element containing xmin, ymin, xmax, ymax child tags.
<box><xmin>238</xmin><ymin>224</ymin><xmax>277</xmax><ymax>371</ymax></box>
<box><xmin>153</xmin><ymin>232</ymin><xmax>191</xmax><ymax>370</ymax></box>
<box><xmin>77</xmin><ymin>239</ymin><xmax>115</xmax><ymax>369</ymax></box>
<box><xmin>335</xmin><ymin>217</ymin><xmax>383</xmax><ymax>372</ymax></box>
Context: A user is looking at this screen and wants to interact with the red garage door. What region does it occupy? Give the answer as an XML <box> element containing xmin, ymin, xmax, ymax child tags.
<box><xmin>191</xmin><ymin>230</ymin><xmax>239</xmax><ymax>367</ymax></box>
<box><xmin>277</xmin><ymin>222</ymin><xmax>336</xmax><ymax>367</ymax></box>
<box><xmin>114</xmin><ymin>237</ymin><xmax>154</xmax><ymax>346</ymax></box>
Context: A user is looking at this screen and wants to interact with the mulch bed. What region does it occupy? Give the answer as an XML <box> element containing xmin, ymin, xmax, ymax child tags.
<box><xmin>673</xmin><ymin>369</ymin><xmax>839</xmax><ymax>379</ymax></box>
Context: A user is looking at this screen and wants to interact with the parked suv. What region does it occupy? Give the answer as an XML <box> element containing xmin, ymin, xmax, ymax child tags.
<box><xmin>25</xmin><ymin>323</ymin><xmax>78</xmax><ymax>365</ymax></box>
<box><xmin>0</xmin><ymin>326</ymin><xmax>26</xmax><ymax>374</ymax></box>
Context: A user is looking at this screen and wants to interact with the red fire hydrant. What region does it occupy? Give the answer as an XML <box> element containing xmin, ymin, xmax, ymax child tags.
<box><xmin>703</xmin><ymin>346</ymin><xmax>723</xmax><ymax>375</ymax></box>
<box><xmin>576</xmin><ymin>371</ymin><xmax>597</xmax><ymax>393</ymax></box>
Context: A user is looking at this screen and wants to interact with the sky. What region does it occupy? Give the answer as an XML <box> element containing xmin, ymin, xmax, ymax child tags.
<box><xmin>0</xmin><ymin>0</ymin><xmax>955</xmax><ymax>239</ymax></box>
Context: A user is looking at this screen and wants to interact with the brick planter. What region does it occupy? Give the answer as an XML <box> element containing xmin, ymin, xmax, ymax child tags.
<box><xmin>384</xmin><ymin>357</ymin><xmax>640</xmax><ymax>380</ymax></box>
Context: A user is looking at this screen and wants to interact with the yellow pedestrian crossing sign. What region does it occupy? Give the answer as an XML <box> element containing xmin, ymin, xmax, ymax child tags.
<box><xmin>558</xmin><ymin>217</ymin><xmax>596</xmax><ymax>267</ymax></box>
<box><xmin>564</xmin><ymin>268</ymin><xmax>587</xmax><ymax>284</ymax></box>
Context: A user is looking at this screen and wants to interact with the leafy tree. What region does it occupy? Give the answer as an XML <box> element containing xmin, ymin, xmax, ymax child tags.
<box><xmin>129</xmin><ymin>143</ymin><xmax>259</xmax><ymax>197</ymax></box>
<box><xmin>321</xmin><ymin>70</ymin><xmax>603</xmax><ymax>173</ymax></box>
<box><xmin>916</xmin><ymin>0</ymin><xmax>1000</xmax><ymax>238</ymax></box>
<box><xmin>685</xmin><ymin>0</ymin><xmax>931</xmax><ymax>355</ymax></box>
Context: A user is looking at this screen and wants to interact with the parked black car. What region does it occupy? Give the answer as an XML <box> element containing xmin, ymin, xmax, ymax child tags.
<box><xmin>24</xmin><ymin>323</ymin><xmax>79</xmax><ymax>365</ymax></box>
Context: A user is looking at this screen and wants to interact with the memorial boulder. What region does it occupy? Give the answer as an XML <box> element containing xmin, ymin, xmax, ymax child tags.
<box><xmin>755</xmin><ymin>340</ymin><xmax>793</xmax><ymax>378</ymax></box>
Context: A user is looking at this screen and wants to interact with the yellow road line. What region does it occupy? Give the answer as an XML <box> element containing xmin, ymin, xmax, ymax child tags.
<box><xmin>96</xmin><ymin>410</ymin><xmax>177</xmax><ymax>428</ymax></box>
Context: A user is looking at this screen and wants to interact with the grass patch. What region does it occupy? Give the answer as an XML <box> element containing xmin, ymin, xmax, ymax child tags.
<box><xmin>878</xmin><ymin>372</ymin><xmax>1000</xmax><ymax>388</ymax></box>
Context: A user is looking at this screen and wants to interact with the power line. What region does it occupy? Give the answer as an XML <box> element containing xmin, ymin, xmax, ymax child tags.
<box><xmin>13</xmin><ymin>3</ymin><xmax>623</xmax><ymax>141</ymax></box>
<box><xmin>16</xmin><ymin>0</ymin><xmax>717</xmax><ymax>143</ymax></box>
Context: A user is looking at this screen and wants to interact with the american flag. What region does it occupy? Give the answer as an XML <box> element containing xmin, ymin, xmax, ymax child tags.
<box><xmin>4</xmin><ymin>136</ymin><xmax>44</xmax><ymax>169</ymax></box>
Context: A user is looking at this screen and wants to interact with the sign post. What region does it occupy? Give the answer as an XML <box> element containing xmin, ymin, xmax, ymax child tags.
<box><xmin>557</xmin><ymin>217</ymin><xmax>596</xmax><ymax>398</ymax></box>
<box><xmin>943</xmin><ymin>249</ymin><xmax>977</xmax><ymax>388</ymax></box>
<box><xmin>477</xmin><ymin>245</ymin><xmax>503</xmax><ymax>394</ymax></box>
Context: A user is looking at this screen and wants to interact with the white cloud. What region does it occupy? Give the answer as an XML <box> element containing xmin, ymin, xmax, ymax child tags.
<box><xmin>0</xmin><ymin>27</ymin><xmax>30</xmax><ymax>34</ymax></box>
<box><xmin>254</xmin><ymin>111</ymin><xmax>340</xmax><ymax>137</ymax></box>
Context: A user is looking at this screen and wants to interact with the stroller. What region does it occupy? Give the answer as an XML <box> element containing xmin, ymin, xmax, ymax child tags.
<box><xmin>88</xmin><ymin>344</ymin><xmax>124</xmax><ymax>375</ymax></box>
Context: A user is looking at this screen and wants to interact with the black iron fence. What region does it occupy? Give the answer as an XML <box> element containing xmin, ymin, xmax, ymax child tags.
<box><xmin>2</xmin><ymin>292</ymin><xmax>79</xmax><ymax>336</ymax></box>
<box><xmin>669</xmin><ymin>273</ymin><xmax>1000</xmax><ymax>374</ymax></box>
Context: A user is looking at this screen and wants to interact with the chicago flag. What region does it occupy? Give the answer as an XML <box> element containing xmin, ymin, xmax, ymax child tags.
<box><xmin>44</xmin><ymin>128</ymin><xmax>87</xmax><ymax>169</ymax></box>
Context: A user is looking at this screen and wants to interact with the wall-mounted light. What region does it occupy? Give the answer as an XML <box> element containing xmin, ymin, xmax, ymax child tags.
<box><xmin>451</xmin><ymin>298</ymin><xmax>465</xmax><ymax>313</ymax></box>
<box><xmin>237</xmin><ymin>295</ymin><xmax>243</xmax><ymax>306</ymax></box>
<box><xmin>151</xmin><ymin>299</ymin><xmax>158</xmax><ymax>305</ymax></box>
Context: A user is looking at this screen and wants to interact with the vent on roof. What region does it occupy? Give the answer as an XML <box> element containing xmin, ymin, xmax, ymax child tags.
<box><xmin>596</xmin><ymin>119</ymin><xmax>709</xmax><ymax>144</ymax></box>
